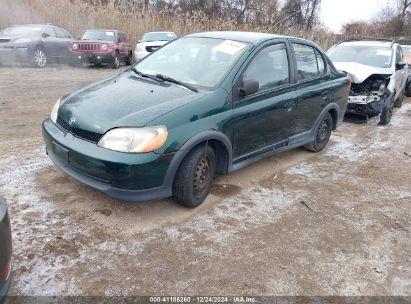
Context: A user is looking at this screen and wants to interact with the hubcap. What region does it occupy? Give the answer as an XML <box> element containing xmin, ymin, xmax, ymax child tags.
<box><xmin>317</xmin><ymin>119</ymin><xmax>329</xmax><ymax>143</ymax></box>
<box><xmin>193</xmin><ymin>157</ymin><xmax>210</xmax><ymax>197</ymax></box>
<box><xmin>34</xmin><ymin>50</ymin><xmax>46</xmax><ymax>67</ymax></box>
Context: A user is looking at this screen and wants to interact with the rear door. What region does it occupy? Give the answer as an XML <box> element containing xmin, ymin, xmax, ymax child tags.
<box><xmin>231</xmin><ymin>41</ymin><xmax>298</xmax><ymax>161</ymax></box>
<box><xmin>41</xmin><ymin>26</ymin><xmax>59</xmax><ymax>59</ymax></box>
<box><xmin>291</xmin><ymin>42</ymin><xmax>330</xmax><ymax>139</ymax></box>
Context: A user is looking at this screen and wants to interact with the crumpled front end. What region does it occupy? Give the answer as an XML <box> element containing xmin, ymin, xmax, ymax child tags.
<box><xmin>346</xmin><ymin>74</ymin><xmax>393</xmax><ymax>117</ymax></box>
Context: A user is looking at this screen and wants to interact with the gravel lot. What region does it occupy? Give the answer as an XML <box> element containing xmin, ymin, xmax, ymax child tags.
<box><xmin>0</xmin><ymin>66</ymin><xmax>410</xmax><ymax>296</ymax></box>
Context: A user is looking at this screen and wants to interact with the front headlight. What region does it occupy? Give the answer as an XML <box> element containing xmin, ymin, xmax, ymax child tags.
<box><xmin>72</xmin><ymin>43</ymin><xmax>79</xmax><ymax>50</ymax></box>
<box><xmin>50</xmin><ymin>99</ymin><xmax>61</xmax><ymax>123</ymax></box>
<box><xmin>14</xmin><ymin>38</ymin><xmax>31</xmax><ymax>44</ymax></box>
<box><xmin>101</xmin><ymin>44</ymin><xmax>108</xmax><ymax>51</ymax></box>
<box><xmin>98</xmin><ymin>126</ymin><xmax>168</xmax><ymax>153</ymax></box>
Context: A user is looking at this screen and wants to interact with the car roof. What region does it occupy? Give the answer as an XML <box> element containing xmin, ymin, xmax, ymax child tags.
<box><xmin>187</xmin><ymin>31</ymin><xmax>305</xmax><ymax>44</ymax></box>
<box><xmin>85</xmin><ymin>29</ymin><xmax>119</xmax><ymax>32</ymax></box>
<box><xmin>337</xmin><ymin>40</ymin><xmax>394</xmax><ymax>48</ymax></box>
<box><xmin>145</xmin><ymin>31</ymin><xmax>176</xmax><ymax>34</ymax></box>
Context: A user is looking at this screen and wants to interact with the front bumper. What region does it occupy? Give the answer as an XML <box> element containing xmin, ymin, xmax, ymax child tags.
<box><xmin>72</xmin><ymin>52</ymin><xmax>114</xmax><ymax>64</ymax></box>
<box><xmin>0</xmin><ymin>274</ymin><xmax>11</xmax><ymax>304</ymax></box>
<box><xmin>0</xmin><ymin>45</ymin><xmax>31</xmax><ymax>64</ymax></box>
<box><xmin>42</xmin><ymin>119</ymin><xmax>176</xmax><ymax>202</ymax></box>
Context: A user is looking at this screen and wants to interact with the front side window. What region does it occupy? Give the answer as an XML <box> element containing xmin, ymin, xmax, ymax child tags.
<box><xmin>54</xmin><ymin>28</ymin><xmax>67</xmax><ymax>38</ymax></box>
<box><xmin>43</xmin><ymin>27</ymin><xmax>56</xmax><ymax>38</ymax></box>
<box><xmin>243</xmin><ymin>43</ymin><xmax>290</xmax><ymax>93</ymax></box>
<box><xmin>293</xmin><ymin>43</ymin><xmax>324</xmax><ymax>81</ymax></box>
<box><xmin>136</xmin><ymin>37</ymin><xmax>250</xmax><ymax>89</ymax></box>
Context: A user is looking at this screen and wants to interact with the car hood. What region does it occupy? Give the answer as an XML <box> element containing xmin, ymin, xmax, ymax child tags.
<box><xmin>333</xmin><ymin>62</ymin><xmax>392</xmax><ymax>83</ymax></box>
<box><xmin>0</xmin><ymin>34</ymin><xmax>29</xmax><ymax>42</ymax></box>
<box><xmin>138</xmin><ymin>40</ymin><xmax>169</xmax><ymax>47</ymax></box>
<box><xmin>76</xmin><ymin>40</ymin><xmax>114</xmax><ymax>44</ymax></box>
<box><xmin>58</xmin><ymin>72</ymin><xmax>207</xmax><ymax>134</ymax></box>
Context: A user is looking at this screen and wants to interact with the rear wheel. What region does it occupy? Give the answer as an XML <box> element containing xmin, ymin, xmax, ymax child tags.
<box><xmin>173</xmin><ymin>145</ymin><xmax>215</xmax><ymax>208</ymax></box>
<box><xmin>32</xmin><ymin>47</ymin><xmax>47</xmax><ymax>68</ymax></box>
<box><xmin>304</xmin><ymin>112</ymin><xmax>333</xmax><ymax>152</ymax></box>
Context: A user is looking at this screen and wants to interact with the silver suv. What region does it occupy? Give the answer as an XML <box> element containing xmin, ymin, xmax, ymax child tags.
<box><xmin>327</xmin><ymin>39</ymin><xmax>408</xmax><ymax>124</ymax></box>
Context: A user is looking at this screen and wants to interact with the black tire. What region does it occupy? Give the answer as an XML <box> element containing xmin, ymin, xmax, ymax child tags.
<box><xmin>111</xmin><ymin>52</ymin><xmax>120</xmax><ymax>69</ymax></box>
<box><xmin>126</xmin><ymin>51</ymin><xmax>132</xmax><ymax>65</ymax></box>
<box><xmin>394</xmin><ymin>88</ymin><xmax>404</xmax><ymax>108</ymax></box>
<box><xmin>304</xmin><ymin>112</ymin><xmax>333</xmax><ymax>152</ymax></box>
<box><xmin>172</xmin><ymin>144</ymin><xmax>216</xmax><ymax>208</ymax></box>
<box><xmin>406</xmin><ymin>82</ymin><xmax>411</xmax><ymax>97</ymax></box>
<box><xmin>32</xmin><ymin>47</ymin><xmax>47</xmax><ymax>68</ymax></box>
<box><xmin>379</xmin><ymin>102</ymin><xmax>393</xmax><ymax>125</ymax></box>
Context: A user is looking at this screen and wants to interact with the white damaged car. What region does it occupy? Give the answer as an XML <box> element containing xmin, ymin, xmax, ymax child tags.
<box><xmin>328</xmin><ymin>39</ymin><xmax>408</xmax><ymax>124</ymax></box>
<box><xmin>135</xmin><ymin>31</ymin><xmax>177</xmax><ymax>61</ymax></box>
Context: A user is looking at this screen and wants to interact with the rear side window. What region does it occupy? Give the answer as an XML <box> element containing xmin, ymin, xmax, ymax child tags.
<box><xmin>118</xmin><ymin>33</ymin><xmax>126</xmax><ymax>42</ymax></box>
<box><xmin>243</xmin><ymin>43</ymin><xmax>290</xmax><ymax>93</ymax></box>
<box><xmin>293</xmin><ymin>43</ymin><xmax>325</xmax><ymax>81</ymax></box>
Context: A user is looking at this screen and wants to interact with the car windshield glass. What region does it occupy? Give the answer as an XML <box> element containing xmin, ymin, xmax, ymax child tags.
<box><xmin>2</xmin><ymin>26</ymin><xmax>43</xmax><ymax>36</ymax></box>
<box><xmin>136</xmin><ymin>37</ymin><xmax>249</xmax><ymax>89</ymax></box>
<box><xmin>402</xmin><ymin>46</ymin><xmax>411</xmax><ymax>55</ymax></box>
<box><xmin>81</xmin><ymin>31</ymin><xmax>115</xmax><ymax>41</ymax></box>
<box><xmin>142</xmin><ymin>32</ymin><xmax>175</xmax><ymax>42</ymax></box>
<box><xmin>328</xmin><ymin>45</ymin><xmax>393</xmax><ymax>68</ymax></box>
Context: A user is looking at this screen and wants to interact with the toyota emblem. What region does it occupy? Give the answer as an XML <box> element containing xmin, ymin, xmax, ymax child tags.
<box><xmin>68</xmin><ymin>116</ymin><xmax>76</xmax><ymax>126</ymax></box>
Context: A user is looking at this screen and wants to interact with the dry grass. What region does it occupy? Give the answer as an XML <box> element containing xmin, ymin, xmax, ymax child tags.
<box><xmin>0</xmin><ymin>0</ymin><xmax>341</xmax><ymax>50</ymax></box>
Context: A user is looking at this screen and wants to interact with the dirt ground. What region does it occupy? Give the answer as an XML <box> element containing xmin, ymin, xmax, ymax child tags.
<box><xmin>0</xmin><ymin>66</ymin><xmax>410</xmax><ymax>297</ymax></box>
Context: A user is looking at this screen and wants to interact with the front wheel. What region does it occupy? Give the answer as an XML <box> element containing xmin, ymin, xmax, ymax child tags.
<box><xmin>379</xmin><ymin>102</ymin><xmax>393</xmax><ymax>125</ymax></box>
<box><xmin>126</xmin><ymin>52</ymin><xmax>132</xmax><ymax>65</ymax></box>
<box><xmin>111</xmin><ymin>53</ymin><xmax>120</xmax><ymax>69</ymax></box>
<box><xmin>32</xmin><ymin>47</ymin><xmax>47</xmax><ymax>68</ymax></box>
<box><xmin>173</xmin><ymin>145</ymin><xmax>216</xmax><ymax>208</ymax></box>
<box><xmin>305</xmin><ymin>112</ymin><xmax>333</xmax><ymax>152</ymax></box>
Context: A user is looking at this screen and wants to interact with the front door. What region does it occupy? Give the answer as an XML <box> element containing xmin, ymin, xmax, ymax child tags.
<box><xmin>232</xmin><ymin>42</ymin><xmax>297</xmax><ymax>162</ymax></box>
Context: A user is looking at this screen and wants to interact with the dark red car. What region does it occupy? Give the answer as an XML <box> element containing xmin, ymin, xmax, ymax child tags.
<box><xmin>71</xmin><ymin>29</ymin><xmax>132</xmax><ymax>69</ymax></box>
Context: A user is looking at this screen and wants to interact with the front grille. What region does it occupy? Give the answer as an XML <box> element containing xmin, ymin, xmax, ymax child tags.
<box><xmin>57</xmin><ymin>116</ymin><xmax>103</xmax><ymax>144</ymax></box>
<box><xmin>146</xmin><ymin>46</ymin><xmax>160</xmax><ymax>53</ymax></box>
<box><xmin>78</xmin><ymin>43</ymin><xmax>100</xmax><ymax>51</ymax></box>
<box><xmin>0</xmin><ymin>39</ymin><xmax>10</xmax><ymax>43</ymax></box>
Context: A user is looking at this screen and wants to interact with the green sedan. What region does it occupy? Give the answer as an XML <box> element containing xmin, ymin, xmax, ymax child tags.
<box><xmin>42</xmin><ymin>31</ymin><xmax>349</xmax><ymax>208</ymax></box>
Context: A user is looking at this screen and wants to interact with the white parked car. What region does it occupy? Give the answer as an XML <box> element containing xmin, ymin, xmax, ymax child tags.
<box><xmin>135</xmin><ymin>31</ymin><xmax>177</xmax><ymax>61</ymax></box>
<box><xmin>327</xmin><ymin>39</ymin><xmax>408</xmax><ymax>124</ymax></box>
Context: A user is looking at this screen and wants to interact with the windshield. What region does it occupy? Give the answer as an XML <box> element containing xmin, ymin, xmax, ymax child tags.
<box><xmin>81</xmin><ymin>30</ymin><xmax>116</xmax><ymax>41</ymax></box>
<box><xmin>402</xmin><ymin>46</ymin><xmax>411</xmax><ymax>64</ymax></box>
<box><xmin>328</xmin><ymin>45</ymin><xmax>393</xmax><ymax>68</ymax></box>
<box><xmin>2</xmin><ymin>26</ymin><xmax>43</xmax><ymax>36</ymax></box>
<box><xmin>136</xmin><ymin>37</ymin><xmax>249</xmax><ymax>89</ymax></box>
<box><xmin>142</xmin><ymin>32</ymin><xmax>176</xmax><ymax>42</ymax></box>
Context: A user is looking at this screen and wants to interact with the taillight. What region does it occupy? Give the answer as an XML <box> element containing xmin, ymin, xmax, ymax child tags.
<box><xmin>1</xmin><ymin>260</ymin><xmax>11</xmax><ymax>281</ymax></box>
<box><xmin>348</xmin><ymin>77</ymin><xmax>352</xmax><ymax>92</ymax></box>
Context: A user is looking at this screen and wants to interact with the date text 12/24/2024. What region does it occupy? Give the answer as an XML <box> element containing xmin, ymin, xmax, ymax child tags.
<box><xmin>149</xmin><ymin>297</ymin><xmax>256</xmax><ymax>303</ymax></box>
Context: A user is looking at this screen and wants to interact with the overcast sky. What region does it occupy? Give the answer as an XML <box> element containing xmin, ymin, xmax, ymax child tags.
<box><xmin>320</xmin><ymin>0</ymin><xmax>396</xmax><ymax>33</ymax></box>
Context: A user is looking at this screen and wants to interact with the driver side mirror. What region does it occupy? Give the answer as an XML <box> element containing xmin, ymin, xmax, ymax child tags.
<box><xmin>42</xmin><ymin>32</ymin><xmax>50</xmax><ymax>38</ymax></box>
<box><xmin>240</xmin><ymin>79</ymin><xmax>259</xmax><ymax>97</ymax></box>
<box><xmin>396</xmin><ymin>61</ymin><xmax>407</xmax><ymax>70</ymax></box>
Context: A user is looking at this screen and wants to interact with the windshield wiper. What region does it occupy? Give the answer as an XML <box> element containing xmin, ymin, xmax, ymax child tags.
<box><xmin>130</xmin><ymin>67</ymin><xmax>163</xmax><ymax>83</ymax></box>
<box><xmin>155</xmin><ymin>74</ymin><xmax>198</xmax><ymax>93</ymax></box>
